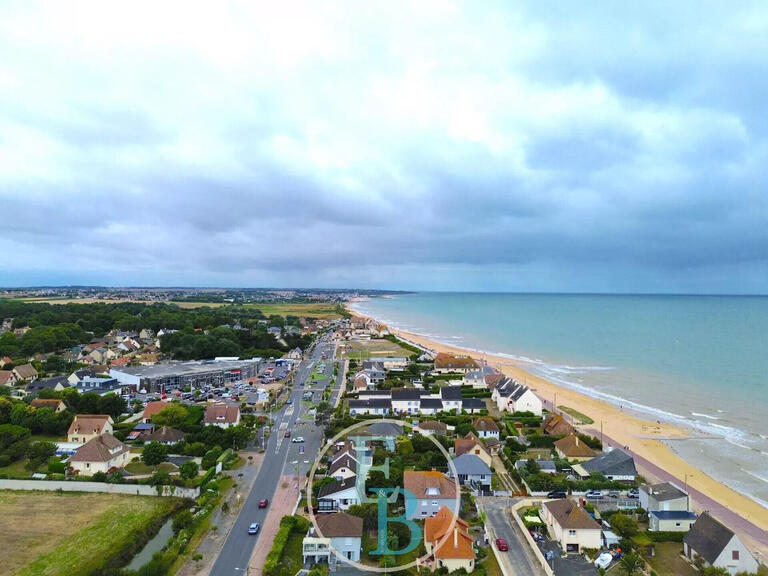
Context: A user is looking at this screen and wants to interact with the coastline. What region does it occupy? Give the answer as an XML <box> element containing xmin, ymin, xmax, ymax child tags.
<box><xmin>345</xmin><ymin>303</ymin><xmax>768</xmax><ymax>556</ymax></box>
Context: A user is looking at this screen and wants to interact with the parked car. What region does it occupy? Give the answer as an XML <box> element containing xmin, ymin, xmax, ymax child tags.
<box><xmin>547</xmin><ymin>490</ymin><xmax>567</xmax><ymax>499</ymax></box>
<box><xmin>594</xmin><ymin>552</ymin><xmax>612</xmax><ymax>569</ymax></box>
<box><xmin>248</xmin><ymin>522</ymin><xmax>261</xmax><ymax>535</ymax></box>
<box><xmin>292</xmin><ymin>437</ymin><xmax>305</xmax><ymax>443</ymax></box>
<box><xmin>585</xmin><ymin>490</ymin><xmax>604</xmax><ymax>499</ymax></box>
<box><xmin>627</xmin><ymin>488</ymin><xmax>640</xmax><ymax>498</ymax></box>
<box><xmin>495</xmin><ymin>538</ymin><xmax>509</xmax><ymax>551</ymax></box>
<box><xmin>608</xmin><ymin>490</ymin><xmax>621</xmax><ymax>498</ymax></box>
<box><xmin>258</xmin><ymin>498</ymin><xmax>269</xmax><ymax>508</ymax></box>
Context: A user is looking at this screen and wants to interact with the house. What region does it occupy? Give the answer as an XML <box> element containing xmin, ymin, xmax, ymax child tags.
<box><xmin>416</xmin><ymin>420</ymin><xmax>448</xmax><ymax>436</ymax></box>
<box><xmin>433</xmin><ymin>353</ymin><xmax>478</xmax><ymax>374</ymax></box>
<box><xmin>365</xmin><ymin>421</ymin><xmax>403</xmax><ymax>437</ymax></box>
<box><xmin>12</xmin><ymin>363</ymin><xmax>38</xmax><ymax>382</ymax></box>
<box><xmin>317</xmin><ymin>477</ymin><xmax>361</xmax><ymax>512</ymax></box>
<box><xmin>454</xmin><ymin>433</ymin><xmax>492</xmax><ymax>467</ymax></box>
<box><xmin>68</xmin><ymin>433</ymin><xmax>131</xmax><ymax>474</ymax></box>
<box><xmin>542</xmin><ymin>413</ymin><xmax>576</xmax><ymax>436</ymax></box>
<box><xmin>463</xmin><ymin>366</ymin><xmax>499</xmax><ymax>389</ymax></box>
<box><xmin>573</xmin><ymin>448</ymin><xmax>636</xmax><ymax>481</ymax></box>
<box><xmin>419</xmin><ymin>397</ymin><xmax>444</xmax><ymax>415</ymax></box>
<box><xmin>542</xmin><ymin>499</ymin><xmax>602</xmax><ymax>554</ymax></box>
<box><xmin>126</xmin><ymin>422</ymin><xmax>156</xmax><ymax>441</ymax></box>
<box><xmin>142</xmin><ymin>400</ymin><xmax>170</xmax><ymax>423</ymax></box>
<box><xmin>472</xmin><ymin>417</ymin><xmax>499</xmax><ymax>440</ymax></box>
<box><xmin>683</xmin><ymin>512</ymin><xmax>758</xmax><ymax>574</ymax></box>
<box><xmin>303</xmin><ymin>512</ymin><xmax>363</xmax><ymax>565</ymax></box>
<box><xmin>449</xmin><ymin>453</ymin><xmax>492</xmax><ymax>488</ymax></box>
<box><xmin>68</xmin><ymin>367</ymin><xmax>100</xmax><ymax>385</ymax></box>
<box><xmin>74</xmin><ymin>377</ymin><xmax>122</xmax><ymax>396</ymax></box>
<box><xmin>553</xmin><ymin>434</ymin><xmax>597</xmax><ymax>461</ymax></box>
<box><xmin>204</xmin><ymin>403</ymin><xmax>241</xmax><ymax>428</ymax></box>
<box><xmin>424</xmin><ymin>506</ymin><xmax>476</xmax><ymax>573</ymax></box>
<box><xmin>491</xmin><ymin>377</ymin><xmax>543</xmax><ymax>416</ymax></box>
<box><xmin>30</xmin><ymin>398</ymin><xmax>67</xmax><ymax>413</ymax></box>
<box><xmin>484</xmin><ymin>372</ymin><xmax>505</xmax><ymax>390</ymax></box>
<box><xmin>68</xmin><ymin>414</ymin><xmax>114</xmax><ymax>444</ymax></box>
<box><xmin>461</xmin><ymin>398</ymin><xmax>487</xmax><ymax>414</ymax></box>
<box><xmin>361</xmin><ymin>367</ymin><xmax>386</xmax><ymax>384</ymax></box>
<box><xmin>139</xmin><ymin>328</ymin><xmax>154</xmax><ymax>340</ymax></box>
<box><xmin>391</xmin><ymin>388</ymin><xmax>421</xmax><ymax>415</ymax></box>
<box><xmin>403</xmin><ymin>470</ymin><xmax>458</xmax><ymax>519</ymax></box>
<box><xmin>0</xmin><ymin>370</ymin><xmax>16</xmax><ymax>387</ymax></box>
<box><xmin>0</xmin><ymin>356</ymin><xmax>11</xmax><ymax>368</ymax></box>
<box><xmin>329</xmin><ymin>455</ymin><xmax>357</xmax><ymax>481</ymax></box>
<box><xmin>649</xmin><ymin>510</ymin><xmax>697</xmax><ymax>532</ymax></box>
<box><xmin>640</xmin><ymin>481</ymin><xmax>690</xmax><ymax>512</ymax></box>
<box><xmin>348</xmin><ymin>397</ymin><xmax>391</xmax><ymax>416</ymax></box>
<box><xmin>440</xmin><ymin>386</ymin><xmax>463</xmax><ymax>412</ymax></box>
<box><xmin>26</xmin><ymin>375</ymin><xmax>69</xmax><ymax>394</ymax></box>
<box><xmin>515</xmin><ymin>458</ymin><xmax>558</xmax><ymax>475</ymax></box>
<box><xmin>352</xmin><ymin>373</ymin><xmax>372</xmax><ymax>391</ymax></box>
<box><xmin>146</xmin><ymin>426</ymin><xmax>186</xmax><ymax>445</ymax></box>
<box><xmin>366</xmin><ymin>357</ymin><xmax>408</xmax><ymax>370</ymax></box>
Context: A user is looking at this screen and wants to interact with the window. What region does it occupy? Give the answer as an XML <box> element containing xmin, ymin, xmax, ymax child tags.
<box><xmin>569</xmin><ymin>530</ymin><xmax>576</xmax><ymax>536</ymax></box>
<box><xmin>732</xmin><ymin>551</ymin><xmax>740</xmax><ymax>560</ymax></box>
<box><xmin>431</xmin><ymin>500</ymin><xmax>438</xmax><ymax>506</ymax></box>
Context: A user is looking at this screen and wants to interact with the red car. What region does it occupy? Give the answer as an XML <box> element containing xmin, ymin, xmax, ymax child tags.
<box><xmin>258</xmin><ymin>498</ymin><xmax>269</xmax><ymax>508</ymax></box>
<box><xmin>284</xmin><ymin>430</ymin><xmax>291</xmax><ymax>438</ymax></box>
<box><xmin>495</xmin><ymin>538</ymin><xmax>509</xmax><ymax>551</ymax></box>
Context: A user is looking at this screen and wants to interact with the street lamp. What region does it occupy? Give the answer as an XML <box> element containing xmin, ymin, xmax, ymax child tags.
<box><xmin>685</xmin><ymin>474</ymin><xmax>693</xmax><ymax>510</ymax></box>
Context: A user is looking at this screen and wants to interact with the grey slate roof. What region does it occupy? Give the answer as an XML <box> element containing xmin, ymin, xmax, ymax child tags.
<box><xmin>318</xmin><ymin>477</ymin><xmax>358</xmax><ymax>498</ymax></box>
<box><xmin>365</xmin><ymin>422</ymin><xmax>403</xmax><ymax>436</ymax></box>
<box><xmin>452</xmin><ymin>453</ymin><xmax>492</xmax><ymax>476</ymax></box>
<box><xmin>462</xmin><ymin>398</ymin><xmax>486</xmax><ymax>410</ymax></box>
<box><xmin>581</xmin><ymin>448</ymin><xmax>637</xmax><ymax>477</ymax></box>
<box><xmin>641</xmin><ymin>482</ymin><xmax>687</xmax><ymax>501</ymax></box>
<box><xmin>329</xmin><ymin>455</ymin><xmax>357</xmax><ymax>475</ymax></box>
<box><xmin>683</xmin><ymin>512</ymin><xmax>735</xmax><ymax>565</ymax></box>
<box><xmin>420</xmin><ymin>398</ymin><xmax>443</xmax><ymax>409</ymax></box>
<box><xmin>349</xmin><ymin>398</ymin><xmax>391</xmax><ymax>409</ymax></box>
<box><xmin>440</xmin><ymin>386</ymin><xmax>463</xmax><ymax>401</ymax></box>
<box><xmin>515</xmin><ymin>459</ymin><xmax>557</xmax><ymax>473</ymax></box>
<box><xmin>26</xmin><ymin>375</ymin><xmax>68</xmax><ymax>393</ymax></box>
<box><xmin>392</xmin><ymin>388</ymin><xmax>421</xmax><ymax>401</ymax></box>
<box><xmin>650</xmin><ymin>510</ymin><xmax>697</xmax><ymax>520</ymax></box>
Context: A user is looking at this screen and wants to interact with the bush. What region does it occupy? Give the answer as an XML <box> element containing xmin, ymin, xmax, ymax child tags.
<box><xmin>173</xmin><ymin>509</ymin><xmax>194</xmax><ymax>533</ymax></box>
<box><xmin>263</xmin><ymin>515</ymin><xmax>310</xmax><ymax>576</ymax></box>
<box><xmin>92</xmin><ymin>471</ymin><xmax>108</xmax><ymax>482</ymax></box>
<box><xmin>609</xmin><ymin>512</ymin><xmax>638</xmax><ymax>537</ymax></box>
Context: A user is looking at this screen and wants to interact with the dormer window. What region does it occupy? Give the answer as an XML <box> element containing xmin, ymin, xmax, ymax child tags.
<box><xmin>426</xmin><ymin>487</ymin><xmax>440</xmax><ymax>496</ymax></box>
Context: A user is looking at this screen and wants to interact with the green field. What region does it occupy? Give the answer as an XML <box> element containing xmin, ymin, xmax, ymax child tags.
<box><xmin>1</xmin><ymin>491</ymin><xmax>175</xmax><ymax>576</ymax></box>
<box><xmin>557</xmin><ymin>405</ymin><xmax>594</xmax><ymax>425</ymax></box>
<box><xmin>644</xmin><ymin>542</ymin><xmax>696</xmax><ymax>576</ymax></box>
<box><xmin>339</xmin><ymin>339</ymin><xmax>414</xmax><ymax>360</ymax></box>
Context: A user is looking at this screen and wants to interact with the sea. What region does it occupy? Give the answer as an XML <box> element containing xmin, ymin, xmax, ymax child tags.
<box><xmin>351</xmin><ymin>292</ymin><xmax>768</xmax><ymax>508</ymax></box>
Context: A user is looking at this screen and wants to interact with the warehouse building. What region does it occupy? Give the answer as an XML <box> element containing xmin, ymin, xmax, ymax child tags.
<box><xmin>110</xmin><ymin>358</ymin><xmax>261</xmax><ymax>393</ymax></box>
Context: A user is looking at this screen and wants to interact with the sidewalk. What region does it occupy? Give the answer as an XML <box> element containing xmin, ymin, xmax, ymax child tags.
<box><xmin>177</xmin><ymin>450</ymin><xmax>265</xmax><ymax>576</ymax></box>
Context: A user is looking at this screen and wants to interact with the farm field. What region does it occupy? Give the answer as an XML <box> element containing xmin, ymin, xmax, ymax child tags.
<box><xmin>339</xmin><ymin>338</ymin><xmax>414</xmax><ymax>359</ymax></box>
<box><xmin>1</xmin><ymin>490</ymin><xmax>175</xmax><ymax>576</ymax></box>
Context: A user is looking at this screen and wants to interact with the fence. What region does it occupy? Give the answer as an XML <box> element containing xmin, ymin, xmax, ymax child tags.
<box><xmin>511</xmin><ymin>498</ymin><xmax>555</xmax><ymax>576</ymax></box>
<box><xmin>0</xmin><ymin>479</ymin><xmax>200</xmax><ymax>498</ymax></box>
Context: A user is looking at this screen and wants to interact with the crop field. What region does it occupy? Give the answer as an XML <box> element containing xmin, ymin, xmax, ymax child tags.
<box><xmin>1</xmin><ymin>491</ymin><xmax>174</xmax><ymax>576</ymax></box>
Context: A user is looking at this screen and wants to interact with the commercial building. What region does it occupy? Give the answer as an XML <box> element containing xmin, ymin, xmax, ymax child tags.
<box><xmin>110</xmin><ymin>358</ymin><xmax>262</xmax><ymax>392</ymax></box>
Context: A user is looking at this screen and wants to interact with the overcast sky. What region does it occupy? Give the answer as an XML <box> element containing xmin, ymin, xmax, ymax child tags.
<box><xmin>1</xmin><ymin>2</ymin><xmax>767</xmax><ymax>293</ymax></box>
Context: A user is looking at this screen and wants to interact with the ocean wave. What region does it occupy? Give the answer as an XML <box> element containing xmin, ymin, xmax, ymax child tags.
<box><xmin>691</xmin><ymin>412</ymin><xmax>721</xmax><ymax>421</ymax></box>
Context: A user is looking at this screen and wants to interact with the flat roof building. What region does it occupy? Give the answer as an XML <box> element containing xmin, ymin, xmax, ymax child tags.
<box><xmin>110</xmin><ymin>358</ymin><xmax>261</xmax><ymax>392</ymax></box>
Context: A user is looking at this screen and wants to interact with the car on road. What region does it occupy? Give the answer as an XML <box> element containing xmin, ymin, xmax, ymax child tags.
<box><xmin>585</xmin><ymin>490</ymin><xmax>604</xmax><ymax>499</ymax></box>
<box><xmin>547</xmin><ymin>490</ymin><xmax>567</xmax><ymax>499</ymax></box>
<box><xmin>258</xmin><ymin>498</ymin><xmax>269</xmax><ymax>508</ymax></box>
<box><xmin>286</xmin><ymin>398</ymin><xmax>293</xmax><ymax>404</ymax></box>
<box><xmin>594</xmin><ymin>552</ymin><xmax>612</xmax><ymax>569</ymax></box>
<box><xmin>627</xmin><ymin>488</ymin><xmax>639</xmax><ymax>498</ymax></box>
<box><xmin>495</xmin><ymin>538</ymin><xmax>509</xmax><ymax>551</ymax></box>
<box><xmin>292</xmin><ymin>437</ymin><xmax>305</xmax><ymax>443</ymax></box>
<box><xmin>248</xmin><ymin>522</ymin><xmax>261</xmax><ymax>535</ymax></box>
<box><xmin>284</xmin><ymin>430</ymin><xmax>291</xmax><ymax>437</ymax></box>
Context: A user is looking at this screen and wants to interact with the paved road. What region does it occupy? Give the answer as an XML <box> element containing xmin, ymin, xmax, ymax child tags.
<box><xmin>210</xmin><ymin>336</ymin><xmax>339</xmax><ymax>576</ymax></box>
<box><xmin>483</xmin><ymin>498</ymin><xmax>544</xmax><ymax>576</ymax></box>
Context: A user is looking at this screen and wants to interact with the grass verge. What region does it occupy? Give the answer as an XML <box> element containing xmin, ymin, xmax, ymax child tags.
<box><xmin>557</xmin><ymin>405</ymin><xmax>594</xmax><ymax>425</ymax></box>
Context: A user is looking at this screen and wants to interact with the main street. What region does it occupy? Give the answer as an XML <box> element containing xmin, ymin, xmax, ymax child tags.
<box><xmin>210</xmin><ymin>334</ymin><xmax>342</xmax><ymax>576</ymax></box>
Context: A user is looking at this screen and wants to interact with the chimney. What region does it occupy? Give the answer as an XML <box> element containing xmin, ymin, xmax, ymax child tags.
<box><xmin>575</xmin><ymin>437</ymin><xmax>579</xmax><ymax>446</ymax></box>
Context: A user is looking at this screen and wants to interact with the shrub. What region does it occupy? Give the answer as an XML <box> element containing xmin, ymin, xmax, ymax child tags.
<box><xmin>173</xmin><ymin>509</ymin><xmax>194</xmax><ymax>533</ymax></box>
<box><xmin>92</xmin><ymin>471</ymin><xmax>108</xmax><ymax>482</ymax></box>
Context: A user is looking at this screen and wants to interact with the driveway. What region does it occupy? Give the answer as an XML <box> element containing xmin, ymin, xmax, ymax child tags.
<box><xmin>538</xmin><ymin>540</ymin><xmax>598</xmax><ymax>576</ymax></box>
<box><xmin>483</xmin><ymin>498</ymin><xmax>545</xmax><ymax>576</ymax></box>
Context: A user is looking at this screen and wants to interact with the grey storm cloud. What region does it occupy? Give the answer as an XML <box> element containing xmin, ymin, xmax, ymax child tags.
<box><xmin>1</xmin><ymin>1</ymin><xmax>768</xmax><ymax>293</ymax></box>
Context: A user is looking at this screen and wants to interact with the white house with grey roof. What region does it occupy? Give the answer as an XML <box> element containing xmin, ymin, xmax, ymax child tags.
<box><xmin>572</xmin><ymin>448</ymin><xmax>637</xmax><ymax>481</ymax></box>
<box><xmin>491</xmin><ymin>377</ymin><xmax>543</xmax><ymax>416</ymax></box>
<box><xmin>683</xmin><ymin>512</ymin><xmax>758</xmax><ymax>574</ymax></box>
<box><xmin>448</xmin><ymin>453</ymin><xmax>493</xmax><ymax>488</ymax></box>
<box><xmin>640</xmin><ymin>481</ymin><xmax>690</xmax><ymax>512</ymax></box>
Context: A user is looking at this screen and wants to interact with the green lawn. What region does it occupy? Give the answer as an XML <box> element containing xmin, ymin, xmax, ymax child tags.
<box><xmin>1</xmin><ymin>491</ymin><xmax>175</xmax><ymax>576</ymax></box>
<box><xmin>340</xmin><ymin>339</ymin><xmax>414</xmax><ymax>360</ymax></box>
<box><xmin>557</xmin><ymin>405</ymin><xmax>594</xmax><ymax>425</ymax></box>
<box><xmin>645</xmin><ymin>542</ymin><xmax>696</xmax><ymax>576</ymax></box>
<box><xmin>125</xmin><ymin>460</ymin><xmax>177</xmax><ymax>475</ymax></box>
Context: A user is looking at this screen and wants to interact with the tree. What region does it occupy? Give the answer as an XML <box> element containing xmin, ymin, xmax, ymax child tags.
<box><xmin>172</xmin><ymin>509</ymin><xmax>194</xmax><ymax>533</ymax></box>
<box><xmin>610</xmin><ymin>512</ymin><xmax>638</xmax><ymax>538</ymax></box>
<box><xmin>142</xmin><ymin>442</ymin><xmax>168</xmax><ymax>466</ymax></box>
<box><xmin>152</xmin><ymin>403</ymin><xmax>188</xmax><ymax>428</ymax></box>
<box><xmin>179</xmin><ymin>460</ymin><xmax>199</xmax><ymax>480</ymax></box>
<box><xmin>97</xmin><ymin>394</ymin><xmax>127</xmax><ymax>419</ymax></box>
<box><xmin>619</xmin><ymin>553</ymin><xmax>644</xmax><ymax>576</ymax></box>
<box><xmin>525</xmin><ymin>459</ymin><xmax>541</xmax><ymax>475</ymax></box>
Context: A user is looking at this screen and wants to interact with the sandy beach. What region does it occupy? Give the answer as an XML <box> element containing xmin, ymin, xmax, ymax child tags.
<box><xmin>346</xmin><ymin>305</ymin><xmax>768</xmax><ymax>558</ymax></box>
